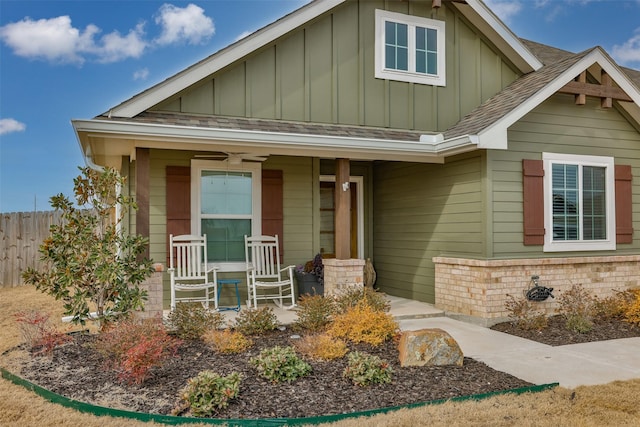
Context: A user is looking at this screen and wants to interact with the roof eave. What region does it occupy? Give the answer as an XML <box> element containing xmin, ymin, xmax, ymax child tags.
<box><xmin>451</xmin><ymin>0</ymin><xmax>543</xmax><ymax>73</ymax></box>
<box><xmin>73</xmin><ymin>119</ymin><xmax>483</xmax><ymax>164</ymax></box>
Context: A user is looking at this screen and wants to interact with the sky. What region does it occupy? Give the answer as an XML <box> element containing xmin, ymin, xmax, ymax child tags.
<box><xmin>1</xmin><ymin>0</ymin><xmax>640</xmax><ymax>214</ymax></box>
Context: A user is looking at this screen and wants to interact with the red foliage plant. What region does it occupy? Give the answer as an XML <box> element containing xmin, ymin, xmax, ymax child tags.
<box><xmin>95</xmin><ymin>318</ymin><xmax>181</xmax><ymax>385</ymax></box>
<box><xmin>14</xmin><ymin>310</ymin><xmax>71</xmax><ymax>356</ymax></box>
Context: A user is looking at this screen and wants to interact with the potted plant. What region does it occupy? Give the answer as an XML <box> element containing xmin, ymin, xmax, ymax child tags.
<box><xmin>294</xmin><ymin>253</ymin><xmax>324</xmax><ymax>297</ymax></box>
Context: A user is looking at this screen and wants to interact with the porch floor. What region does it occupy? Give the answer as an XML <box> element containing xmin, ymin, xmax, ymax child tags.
<box><xmin>165</xmin><ymin>294</ymin><xmax>444</xmax><ymax>326</ymax></box>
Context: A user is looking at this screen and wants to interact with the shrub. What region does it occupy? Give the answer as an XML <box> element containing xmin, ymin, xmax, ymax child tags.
<box><xmin>343</xmin><ymin>351</ymin><xmax>392</xmax><ymax>386</ymax></box>
<box><xmin>504</xmin><ymin>294</ymin><xmax>548</xmax><ymax>331</ymax></box>
<box><xmin>294</xmin><ymin>333</ymin><xmax>348</xmax><ymax>360</ymax></box>
<box><xmin>334</xmin><ymin>286</ymin><xmax>390</xmax><ymax>313</ymax></box>
<box><xmin>203</xmin><ymin>329</ymin><xmax>253</xmax><ymax>354</ymax></box>
<box><xmin>249</xmin><ymin>346</ymin><xmax>312</xmax><ymax>383</ymax></box>
<box><xmin>167</xmin><ymin>303</ymin><xmax>225</xmax><ymax>339</ymax></box>
<box><xmin>327</xmin><ymin>300</ymin><xmax>398</xmax><ymax>346</ymax></box>
<box><xmin>293</xmin><ymin>294</ymin><xmax>336</xmax><ymax>332</ymax></box>
<box><xmin>178</xmin><ymin>371</ymin><xmax>242</xmax><ymax>417</ymax></box>
<box><xmin>14</xmin><ymin>310</ymin><xmax>71</xmax><ymax>356</ymax></box>
<box><xmin>233</xmin><ymin>307</ymin><xmax>279</xmax><ymax>335</ymax></box>
<box><xmin>592</xmin><ymin>290</ymin><xmax>633</xmax><ymax>321</ymax></box>
<box><xmin>94</xmin><ymin>318</ymin><xmax>181</xmax><ymax>384</ymax></box>
<box><xmin>623</xmin><ymin>289</ymin><xmax>640</xmax><ymax>325</ymax></box>
<box><xmin>556</xmin><ymin>284</ymin><xmax>595</xmax><ymax>333</ymax></box>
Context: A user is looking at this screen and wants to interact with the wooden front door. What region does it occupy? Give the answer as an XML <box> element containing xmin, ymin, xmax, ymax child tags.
<box><xmin>320</xmin><ymin>181</ymin><xmax>358</xmax><ymax>258</ymax></box>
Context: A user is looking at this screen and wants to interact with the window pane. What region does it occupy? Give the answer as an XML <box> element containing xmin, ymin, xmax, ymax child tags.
<box><xmin>426</xmin><ymin>28</ymin><xmax>437</xmax><ymax>52</ymax></box>
<box><xmin>582</xmin><ymin>166</ymin><xmax>606</xmax><ymax>240</ymax></box>
<box><xmin>416</xmin><ymin>27</ymin><xmax>425</xmax><ymax>50</ymax></box>
<box><xmin>202</xmin><ymin>219</ymin><xmax>251</xmax><ymax>262</ymax></box>
<box><xmin>397</xmin><ymin>47</ymin><xmax>408</xmax><ymax>71</ymax></box>
<box><xmin>201</xmin><ymin>171</ymin><xmax>252</xmax><ymax>215</ymax></box>
<box><xmin>427</xmin><ymin>52</ymin><xmax>437</xmax><ymax>74</ymax></box>
<box><xmin>416</xmin><ymin>26</ymin><xmax>437</xmax><ymax>75</ymax></box>
<box><xmin>385</xmin><ymin>45</ymin><xmax>396</xmax><ymax>69</ymax></box>
<box><xmin>385</xmin><ymin>21</ymin><xmax>396</xmax><ymax>44</ymax></box>
<box><xmin>552</xmin><ymin>164</ymin><xmax>579</xmax><ymax>241</ymax></box>
<box><xmin>416</xmin><ymin>51</ymin><xmax>426</xmax><ymax>73</ymax></box>
<box><xmin>385</xmin><ymin>21</ymin><xmax>408</xmax><ymax>71</ymax></box>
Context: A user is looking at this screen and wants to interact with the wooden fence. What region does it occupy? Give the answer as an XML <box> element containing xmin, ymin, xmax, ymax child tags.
<box><xmin>0</xmin><ymin>211</ymin><xmax>62</xmax><ymax>287</ymax></box>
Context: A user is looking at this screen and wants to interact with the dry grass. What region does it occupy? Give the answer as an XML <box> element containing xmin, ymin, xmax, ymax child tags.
<box><xmin>1</xmin><ymin>285</ymin><xmax>639</xmax><ymax>427</ymax></box>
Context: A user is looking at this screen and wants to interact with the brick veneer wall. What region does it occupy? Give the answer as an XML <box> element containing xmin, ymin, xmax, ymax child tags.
<box><xmin>323</xmin><ymin>258</ymin><xmax>365</xmax><ymax>295</ymax></box>
<box><xmin>434</xmin><ymin>255</ymin><xmax>640</xmax><ymax>326</ymax></box>
<box><xmin>135</xmin><ymin>264</ymin><xmax>164</xmax><ymax>321</ymax></box>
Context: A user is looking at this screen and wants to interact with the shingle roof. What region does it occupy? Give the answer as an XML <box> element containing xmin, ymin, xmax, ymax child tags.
<box><xmin>443</xmin><ymin>47</ymin><xmax>591</xmax><ymax>139</ymax></box>
<box><xmin>99</xmin><ymin>111</ymin><xmax>428</xmax><ymax>142</ymax></box>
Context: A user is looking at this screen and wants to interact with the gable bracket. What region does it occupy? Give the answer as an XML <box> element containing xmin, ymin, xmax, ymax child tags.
<box><xmin>558</xmin><ymin>70</ymin><xmax>632</xmax><ymax>108</ymax></box>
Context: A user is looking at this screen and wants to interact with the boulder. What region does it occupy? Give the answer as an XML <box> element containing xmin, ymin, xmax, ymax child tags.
<box><xmin>398</xmin><ymin>328</ymin><xmax>464</xmax><ymax>367</ymax></box>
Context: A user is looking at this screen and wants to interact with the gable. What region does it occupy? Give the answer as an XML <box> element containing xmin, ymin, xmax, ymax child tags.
<box><xmin>149</xmin><ymin>0</ymin><xmax>524</xmax><ymax>134</ymax></box>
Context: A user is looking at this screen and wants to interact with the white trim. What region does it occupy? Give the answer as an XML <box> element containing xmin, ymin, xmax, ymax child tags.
<box><xmin>191</xmin><ymin>160</ymin><xmax>262</xmax><ymax>268</ymax></box>
<box><xmin>320</xmin><ymin>175</ymin><xmax>364</xmax><ymax>259</ymax></box>
<box><xmin>451</xmin><ymin>0</ymin><xmax>542</xmax><ymax>72</ymax></box>
<box><xmin>542</xmin><ymin>152</ymin><xmax>616</xmax><ymax>252</ymax></box>
<box><xmin>374</xmin><ymin>10</ymin><xmax>446</xmax><ymax>86</ymax></box>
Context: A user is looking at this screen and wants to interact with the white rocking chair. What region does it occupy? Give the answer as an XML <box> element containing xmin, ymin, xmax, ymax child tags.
<box><xmin>169</xmin><ymin>234</ymin><xmax>218</xmax><ymax>311</ymax></box>
<box><xmin>245</xmin><ymin>235</ymin><xmax>296</xmax><ymax>310</ymax></box>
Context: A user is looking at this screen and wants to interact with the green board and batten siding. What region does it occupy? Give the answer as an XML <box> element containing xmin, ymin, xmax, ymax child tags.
<box><xmin>151</xmin><ymin>0</ymin><xmax>518</xmax><ymax>134</ymax></box>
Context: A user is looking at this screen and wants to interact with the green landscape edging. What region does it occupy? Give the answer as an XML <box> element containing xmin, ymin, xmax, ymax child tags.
<box><xmin>1</xmin><ymin>367</ymin><xmax>558</xmax><ymax>426</ymax></box>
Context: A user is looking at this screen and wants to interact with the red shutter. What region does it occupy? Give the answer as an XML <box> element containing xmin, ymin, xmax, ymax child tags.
<box><xmin>523</xmin><ymin>159</ymin><xmax>545</xmax><ymax>245</ymax></box>
<box><xmin>615</xmin><ymin>165</ymin><xmax>633</xmax><ymax>244</ymax></box>
<box><xmin>166</xmin><ymin>166</ymin><xmax>191</xmax><ymax>264</ymax></box>
<box><xmin>262</xmin><ymin>169</ymin><xmax>284</xmax><ymax>260</ymax></box>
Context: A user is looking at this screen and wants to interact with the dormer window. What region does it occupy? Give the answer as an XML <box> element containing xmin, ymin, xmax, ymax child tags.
<box><xmin>375</xmin><ymin>10</ymin><xmax>446</xmax><ymax>86</ymax></box>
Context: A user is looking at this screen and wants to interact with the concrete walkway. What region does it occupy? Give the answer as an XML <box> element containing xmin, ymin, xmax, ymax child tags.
<box><xmin>233</xmin><ymin>295</ymin><xmax>640</xmax><ymax>389</ymax></box>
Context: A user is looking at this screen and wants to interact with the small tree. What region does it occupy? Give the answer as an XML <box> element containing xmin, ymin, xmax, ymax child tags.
<box><xmin>23</xmin><ymin>166</ymin><xmax>153</xmax><ymax>327</ymax></box>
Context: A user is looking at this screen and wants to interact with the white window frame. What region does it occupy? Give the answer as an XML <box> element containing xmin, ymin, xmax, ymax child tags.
<box><xmin>542</xmin><ymin>153</ymin><xmax>616</xmax><ymax>252</ymax></box>
<box><xmin>375</xmin><ymin>9</ymin><xmax>446</xmax><ymax>86</ymax></box>
<box><xmin>191</xmin><ymin>159</ymin><xmax>262</xmax><ymax>271</ymax></box>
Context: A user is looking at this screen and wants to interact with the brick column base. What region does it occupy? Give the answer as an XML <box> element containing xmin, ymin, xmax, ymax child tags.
<box><xmin>135</xmin><ymin>263</ymin><xmax>164</xmax><ymax>321</ymax></box>
<box><xmin>323</xmin><ymin>258</ymin><xmax>365</xmax><ymax>296</ymax></box>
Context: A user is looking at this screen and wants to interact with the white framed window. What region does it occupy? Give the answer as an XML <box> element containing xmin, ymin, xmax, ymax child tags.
<box><xmin>543</xmin><ymin>153</ymin><xmax>615</xmax><ymax>252</ymax></box>
<box><xmin>191</xmin><ymin>160</ymin><xmax>261</xmax><ymax>269</ymax></box>
<box><xmin>375</xmin><ymin>9</ymin><xmax>446</xmax><ymax>86</ymax></box>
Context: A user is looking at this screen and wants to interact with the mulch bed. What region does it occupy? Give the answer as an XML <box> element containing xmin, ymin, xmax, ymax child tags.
<box><xmin>491</xmin><ymin>315</ymin><xmax>640</xmax><ymax>346</ymax></box>
<box><xmin>11</xmin><ymin>327</ymin><xmax>533</xmax><ymax>420</ymax></box>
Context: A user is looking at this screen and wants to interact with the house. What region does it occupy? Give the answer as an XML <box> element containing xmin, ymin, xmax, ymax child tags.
<box><xmin>72</xmin><ymin>0</ymin><xmax>640</xmax><ymax>325</ymax></box>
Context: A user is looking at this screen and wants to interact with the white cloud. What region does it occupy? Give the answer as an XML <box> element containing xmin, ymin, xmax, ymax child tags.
<box><xmin>133</xmin><ymin>67</ymin><xmax>150</xmax><ymax>81</ymax></box>
<box><xmin>613</xmin><ymin>30</ymin><xmax>640</xmax><ymax>66</ymax></box>
<box><xmin>484</xmin><ymin>0</ymin><xmax>523</xmax><ymax>24</ymax></box>
<box><xmin>0</xmin><ymin>15</ymin><xmax>147</xmax><ymax>64</ymax></box>
<box><xmin>0</xmin><ymin>3</ymin><xmax>216</xmax><ymax>66</ymax></box>
<box><xmin>0</xmin><ymin>118</ymin><xmax>26</xmax><ymax>135</ymax></box>
<box><xmin>154</xmin><ymin>3</ymin><xmax>214</xmax><ymax>46</ymax></box>
<box><xmin>0</xmin><ymin>16</ymin><xmax>90</xmax><ymax>64</ymax></box>
<box><xmin>94</xmin><ymin>23</ymin><xmax>147</xmax><ymax>63</ymax></box>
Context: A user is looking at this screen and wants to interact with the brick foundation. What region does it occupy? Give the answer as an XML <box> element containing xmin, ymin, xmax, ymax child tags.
<box><xmin>323</xmin><ymin>258</ymin><xmax>365</xmax><ymax>295</ymax></box>
<box><xmin>434</xmin><ymin>255</ymin><xmax>640</xmax><ymax>325</ymax></box>
<box><xmin>135</xmin><ymin>264</ymin><xmax>164</xmax><ymax>321</ymax></box>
